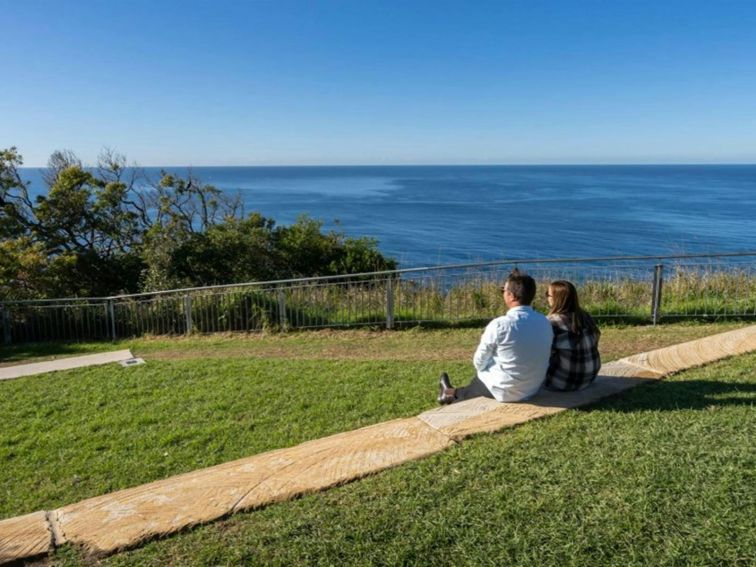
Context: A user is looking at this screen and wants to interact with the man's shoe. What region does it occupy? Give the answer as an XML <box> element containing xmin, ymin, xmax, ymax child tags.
<box><xmin>437</xmin><ymin>372</ymin><xmax>455</xmax><ymax>404</ymax></box>
<box><xmin>440</xmin><ymin>372</ymin><xmax>453</xmax><ymax>391</ymax></box>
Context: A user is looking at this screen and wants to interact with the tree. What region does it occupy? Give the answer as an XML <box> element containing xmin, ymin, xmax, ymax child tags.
<box><xmin>140</xmin><ymin>213</ymin><xmax>280</xmax><ymax>290</ymax></box>
<box><xmin>0</xmin><ymin>147</ymin><xmax>397</xmax><ymax>300</ymax></box>
<box><xmin>1</xmin><ymin>148</ymin><xmax>148</xmax><ymax>297</ymax></box>
<box><xmin>277</xmin><ymin>215</ymin><xmax>396</xmax><ymax>277</ymax></box>
<box><xmin>0</xmin><ymin>147</ymin><xmax>35</xmax><ymax>240</ymax></box>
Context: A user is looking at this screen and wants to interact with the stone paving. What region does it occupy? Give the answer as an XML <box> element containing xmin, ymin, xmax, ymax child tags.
<box><xmin>1</xmin><ymin>326</ymin><xmax>755</xmax><ymax>564</ymax></box>
<box><xmin>0</xmin><ymin>350</ymin><xmax>134</xmax><ymax>381</ymax></box>
<box><xmin>0</xmin><ymin>512</ymin><xmax>51</xmax><ymax>564</ymax></box>
<box><xmin>50</xmin><ymin>418</ymin><xmax>452</xmax><ymax>555</ymax></box>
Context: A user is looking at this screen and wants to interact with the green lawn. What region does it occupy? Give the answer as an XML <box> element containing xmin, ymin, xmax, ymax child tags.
<box><xmin>0</xmin><ymin>322</ymin><xmax>746</xmax><ymax>519</ymax></box>
<box><xmin>0</xmin><ymin>320</ymin><xmax>747</xmax><ymax>365</ymax></box>
<box><xmin>53</xmin><ymin>352</ymin><xmax>755</xmax><ymax>566</ymax></box>
<box><xmin>0</xmin><ymin>357</ymin><xmax>460</xmax><ymax>518</ymax></box>
<box><xmin>0</xmin><ymin>322</ymin><xmax>753</xmax><ymax>565</ymax></box>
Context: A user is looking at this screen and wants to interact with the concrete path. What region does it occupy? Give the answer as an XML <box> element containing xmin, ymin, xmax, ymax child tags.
<box><xmin>2</xmin><ymin>326</ymin><xmax>755</xmax><ymax>564</ymax></box>
<box><xmin>0</xmin><ymin>350</ymin><xmax>133</xmax><ymax>381</ymax></box>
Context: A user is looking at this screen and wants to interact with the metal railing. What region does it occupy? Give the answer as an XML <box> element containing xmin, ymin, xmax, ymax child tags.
<box><xmin>1</xmin><ymin>252</ymin><xmax>755</xmax><ymax>344</ymax></box>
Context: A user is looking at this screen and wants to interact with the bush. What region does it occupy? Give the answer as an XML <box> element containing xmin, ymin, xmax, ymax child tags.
<box><xmin>0</xmin><ymin>147</ymin><xmax>397</xmax><ymax>300</ymax></box>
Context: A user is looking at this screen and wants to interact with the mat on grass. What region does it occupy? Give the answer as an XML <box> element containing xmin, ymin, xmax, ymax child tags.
<box><xmin>2</xmin><ymin>325</ymin><xmax>755</xmax><ymax>564</ymax></box>
<box><xmin>0</xmin><ymin>350</ymin><xmax>134</xmax><ymax>381</ymax></box>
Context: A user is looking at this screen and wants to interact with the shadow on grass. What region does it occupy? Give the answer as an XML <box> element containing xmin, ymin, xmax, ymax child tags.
<box><xmin>581</xmin><ymin>377</ymin><xmax>756</xmax><ymax>412</ymax></box>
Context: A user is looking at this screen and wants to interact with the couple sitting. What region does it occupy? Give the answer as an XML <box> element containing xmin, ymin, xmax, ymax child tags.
<box><xmin>438</xmin><ymin>269</ymin><xmax>601</xmax><ymax>404</ymax></box>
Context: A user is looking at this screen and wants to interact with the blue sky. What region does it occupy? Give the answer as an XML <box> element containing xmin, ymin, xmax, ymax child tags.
<box><xmin>4</xmin><ymin>0</ymin><xmax>756</xmax><ymax>166</ymax></box>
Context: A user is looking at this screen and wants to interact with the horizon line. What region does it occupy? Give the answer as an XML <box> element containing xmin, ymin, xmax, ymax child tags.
<box><xmin>19</xmin><ymin>161</ymin><xmax>756</xmax><ymax>169</ymax></box>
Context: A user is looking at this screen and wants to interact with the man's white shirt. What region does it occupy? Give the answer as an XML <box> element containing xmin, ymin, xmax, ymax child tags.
<box><xmin>473</xmin><ymin>305</ymin><xmax>553</xmax><ymax>402</ymax></box>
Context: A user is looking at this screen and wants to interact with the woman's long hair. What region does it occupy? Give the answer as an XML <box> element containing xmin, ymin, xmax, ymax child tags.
<box><xmin>548</xmin><ymin>280</ymin><xmax>597</xmax><ymax>335</ymax></box>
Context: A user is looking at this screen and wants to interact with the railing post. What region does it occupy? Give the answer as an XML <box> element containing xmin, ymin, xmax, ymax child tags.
<box><xmin>1</xmin><ymin>303</ymin><xmax>11</xmax><ymax>345</ymax></box>
<box><xmin>651</xmin><ymin>264</ymin><xmax>664</xmax><ymax>325</ymax></box>
<box><xmin>108</xmin><ymin>299</ymin><xmax>117</xmax><ymax>340</ymax></box>
<box><xmin>184</xmin><ymin>295</ymin><xmax>193</xmax><ymax>334</ymax></box>
<box><xmin>386</xmin><ymin>277</ymin><xmax>395</xmax><ymax>330</ymax></box>
<box><xmin>277</xmin><ymin>287</ymin><xmax>287</xmax><ymax>330</ymax></box>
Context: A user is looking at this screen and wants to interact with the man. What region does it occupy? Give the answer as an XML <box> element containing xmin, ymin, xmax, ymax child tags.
<box><xmin>438</xmin><ymin>269</ymin><xmax>552</xmax><ymax>404</ymax></box>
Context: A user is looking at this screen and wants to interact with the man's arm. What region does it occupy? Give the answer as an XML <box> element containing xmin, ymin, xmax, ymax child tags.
<box><xmin>473</xmin><ymin>319</ymin><xmax>499</xmax><ymax>372</ymax></box>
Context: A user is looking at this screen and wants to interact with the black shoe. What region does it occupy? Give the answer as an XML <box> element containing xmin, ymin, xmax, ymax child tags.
<box><xmin>440</xmin><ymin>372</ymin><xmax>453</xmax><ymax>391</ymax></box>
<box><xmin>437</xmin><ymin>372</ymin><xmax>455</xmax><ymax>404</ymax></box>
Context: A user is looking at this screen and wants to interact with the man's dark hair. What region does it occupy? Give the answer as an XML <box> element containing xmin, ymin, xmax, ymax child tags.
<box><xmin>505</xmin><ymin>268</ymin><xmax>537</xmax><ymax>305</ymax></box>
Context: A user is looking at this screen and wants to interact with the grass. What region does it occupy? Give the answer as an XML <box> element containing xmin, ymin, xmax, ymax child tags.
<box><xmin>6</xmin><ymin>268</ymin><xmax>756</xmax><ymax>342</ymax></box>
<box><xmin>0</xmin><ymin>321</ymin><xmax>753</xmax><ymax>564</ymax></box>
<box><xmin>54</xmin><ymin>351</ymin><xmax>755</xmax><ymax>566</ymax></box>
<box><xmin>0</xmin><ymin>357</ymin><xmax>456</xmax><ymax>518</ymax></box>
<box><xmin>0</xmin><ymin>320</ymin><xmax>749</xmax><ymax>365</ymax></box>
<box><xmin>0</xmin><ymin>322</ymin><xmax>749</xmax><ymax>519</ymax></box>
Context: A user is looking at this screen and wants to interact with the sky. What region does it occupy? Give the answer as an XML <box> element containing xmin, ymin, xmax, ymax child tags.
<box><xmin>3</xmin><ymin>0</ymin><xmax>756</xmax><ymax>166</ymax></box>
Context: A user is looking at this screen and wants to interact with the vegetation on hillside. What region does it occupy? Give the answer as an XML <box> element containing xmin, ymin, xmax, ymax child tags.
<box><xmin>0</xmin><ymin>147</ymin><xmax>396</xmax><ymax>301</ymax></box>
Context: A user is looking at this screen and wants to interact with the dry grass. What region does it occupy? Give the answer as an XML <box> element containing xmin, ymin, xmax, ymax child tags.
<box><xmin>133</xmin><ymin>321</ymin><xmax>750</xmax><ymax>364</ymax></box>
<box><xmin>2</xmin><ymin>322</ymin><xmax>749</xmax><ymax>368</ymax></box>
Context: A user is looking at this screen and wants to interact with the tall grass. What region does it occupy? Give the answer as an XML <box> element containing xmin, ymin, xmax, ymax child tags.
<box><xmin>3</xmin><ymin>268</ymin><xmax>755</xmax><ymax>342</ymax></box>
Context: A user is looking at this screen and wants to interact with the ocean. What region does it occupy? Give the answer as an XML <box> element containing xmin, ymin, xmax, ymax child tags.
<box><xmin>20</xmin><ymin>164</ymin><xmax>756</xmax><ymax>268</ymax></box>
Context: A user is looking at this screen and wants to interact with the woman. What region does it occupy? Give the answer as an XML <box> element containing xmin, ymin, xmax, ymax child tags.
<box><xmin>545</xmin><ymin>280</ymin><xmax>601</xmax><ymax>391</ymax></box>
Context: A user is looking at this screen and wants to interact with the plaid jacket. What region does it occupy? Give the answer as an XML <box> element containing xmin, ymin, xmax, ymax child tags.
<box><xmin>545</xmin><ymin>313</ymin><xmax>601</xmax><ymax>391</ymax></box>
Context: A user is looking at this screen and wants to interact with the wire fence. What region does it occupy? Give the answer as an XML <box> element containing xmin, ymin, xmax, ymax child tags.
<box><xmin>2</xmin><ymin>252</ymin><xmax>755</xmax><ymax>344</ymax></box>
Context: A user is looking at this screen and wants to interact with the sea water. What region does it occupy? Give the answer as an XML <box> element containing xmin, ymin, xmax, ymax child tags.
<box><xmin>20</xmin><ymin>164</ymin><xmax>756</xmax><ymax>267</ymax></box>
